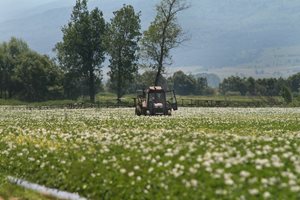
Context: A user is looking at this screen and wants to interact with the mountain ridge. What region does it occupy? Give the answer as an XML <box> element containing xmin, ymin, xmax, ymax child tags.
<box><xmin>0</xmin><ymin>0</ymin><xmax>300</xmax><ymax>78</ymax></box>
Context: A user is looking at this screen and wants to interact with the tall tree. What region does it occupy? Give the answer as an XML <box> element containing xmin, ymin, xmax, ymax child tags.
<box><xmin>0</xmin><ymin>44</ymin><xmax>5</xmax><ymax>98</ymax></box>
<box><xmin>107</xmin><ymin>5</ymin><xmax>141</xmax><ymax>101</ymax></box>
<box><xmin>195</xmin><ymin>77</ymin><xmax>208</xmax><ymax>95</ymax></box>
<box><xmin>140</xmin><ymin>0</ymin><xmax>188</xmax><ymax>86</ymax></box>
<box><xmin>172</xmin><ymin>70</ymin><xmax>195</xmax><ymax>95</ymax></box>
<box><xmin>219</xmin><ymin>76</ymin><xmax>248</xmax><ymax>96</ymax></box>
<box><xmin>288</xmin><ymin>72</ymin><xmax>300</xmax><ymax>92</ymax></box>
<box><xmin>247</xmin><ymin>77</ymin><xmax>256</xmax><ymax>95</ymax></box>
<box><xmin>55</xmin><ymin>0</ymin><xmax>106</xmax><ymax>102</ymax></box>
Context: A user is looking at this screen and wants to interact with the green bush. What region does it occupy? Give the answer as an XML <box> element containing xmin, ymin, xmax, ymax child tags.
<box><xmin>281</xmin><ymin>86</ymin><xmax>293</xmax><ymax>103</ymax></box>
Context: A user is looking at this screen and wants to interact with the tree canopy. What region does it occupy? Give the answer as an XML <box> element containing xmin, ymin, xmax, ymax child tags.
<box><xmin>14</xmin><ymin>52</ymin><xmax>63</xmax><ymax>101</ymax></box>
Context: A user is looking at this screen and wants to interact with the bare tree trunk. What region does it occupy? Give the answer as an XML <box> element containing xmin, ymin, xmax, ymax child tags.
<box><xmin>0</xmin><ymin>79</ymin><xmax>2</xmax><ymax>98</ymax></box>
<box><xmin>8</xmin><ymin>88</ymin><xmax>12</xmax><ymax>98</ymax></box>
<box><xmin>117</xmin><ymin>49</ymin><xmax>123</xmax><ymax>102</ymax></box>
<box><xmin>155</xmin><ymin>67</ymin><xmax>162</xmax><ymax>86</ymax></box>
<box><xmin>0</xmin><ymin>74</ymin><xmax>2</xmax><ymax>98</ymax></box>
<box><xmin>117</xmin><ymin>68</ymin><xmax>122</xmax><ymax>103</ymax></box>
<box><xmin>89</xmin><ymin>69</ymin><xmax>95</xmax><ymax>103</ymax></box>
<box><xmin>155</xmin><ymin>35</ymin><xmax>166</xmax><ymax>86</ymax></box>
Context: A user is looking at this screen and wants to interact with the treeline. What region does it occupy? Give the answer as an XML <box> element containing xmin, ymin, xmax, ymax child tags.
<box><xmin>219</xmin><ymin>75</ymin><xmax>300</xmax><ymax>103</ymax></box>
<box><xmin>117</xmin><ymin>70</ymin><xmax>213</xmax><ymax>96</ymax></box>
<box><xmin>1</xmin><ymin>36</ymin><xmax>299</xmax><ymax>103</ymax></box>
<box><xmin>0</xmin><ymin>37</ymin><xmax>211</xmax><ymax>101</ymax></box>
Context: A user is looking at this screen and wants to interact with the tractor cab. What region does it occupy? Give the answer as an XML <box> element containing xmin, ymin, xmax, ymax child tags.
<box><xmin>135</xmin><ymin>86</ymin><xmax>177</xmax><ymax>116</ymax></box>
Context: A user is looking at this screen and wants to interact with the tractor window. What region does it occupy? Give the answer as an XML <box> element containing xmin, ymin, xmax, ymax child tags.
<box><xmin>149</xmin><ymin>92</ymin><xmax>164</xmax><ymax>103</ymax></box>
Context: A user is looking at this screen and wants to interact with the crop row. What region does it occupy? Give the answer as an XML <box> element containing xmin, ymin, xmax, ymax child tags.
<box><xmin>0</xmin><ymin>107</ymin><xmax>300</xmax><ymax>199</ymax></box>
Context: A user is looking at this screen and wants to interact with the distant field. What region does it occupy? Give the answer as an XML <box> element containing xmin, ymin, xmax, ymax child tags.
<box><xmin>0</xmin><ymin>94</ymin><xmax>285</xmax><ymax>108</ymax></box>
<box><xmin>1</xmin><ymin>107</ymin><xmax>300</xmax><ymax>199</ymax></box>
<box><xmin>176</xmin><ymin>95</ymin><xmax>284</xmax><ymax>102</ymax></box>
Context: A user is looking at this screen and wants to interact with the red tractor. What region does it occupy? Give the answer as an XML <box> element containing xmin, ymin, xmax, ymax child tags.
<box><xmin>134</xmin><ymin>86</ymin><xmax>178</xmax><ymax>116</ymax></box>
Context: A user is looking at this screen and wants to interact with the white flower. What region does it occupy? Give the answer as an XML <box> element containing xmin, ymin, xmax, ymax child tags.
<box><xmin>248</xmin><ymin>189</ymin><xmax>259</xmax><ymax>195</ymax></box>
<box><xmin>102</xmin><ymin>159</ymin><xmax>108</xmax><ymax>164</ymax></box>
<box><xmin>128</xmin><ymin>171</ymin><xmax>134</xmax><ymax>177</ymax></box>
<box><xmin>240</xmin><ymin>170</ymin><xmax>250</xmax><ymax>178</ymax></box>
<box><xmin>225</xmin><ymin>178</ymin><xmax>234</xmax><ymax>185</ymax></box>
<box><xmin>263</xmin><ymin>191</ymin><xmax>271</xmax><ymax>199</ymax></box>
<box><xmin>191</xmin><ymin>179</ymin><xmax>198</xmax><ymax>187</ymax></box>
<box><xmin>189</xmin><ymin>167</ymin><xmax>197</xmax><ymax>174</ymax></box>
<box><xmin>290</xmin><ymin>186</ymin><xmax>300</xmax><ymax>192</ymax></box>
<box><xmin>148</xmin><ymin>167</ymin><xmax>154</xmax><ymax>173</ymax></box>
<box><xmin>215</xmin><ymin>189</ymin><xmax>227</xmax><ymax>195</ymax></box>
<box><xmin>28</xmin><ymin>157</ymin><xmax>35</xmax><ymax>161</ymax></box>
<box><xmin>179</xmin><ymin>156</ymin><xmax>185</xmax><ymax>161</ymax></box>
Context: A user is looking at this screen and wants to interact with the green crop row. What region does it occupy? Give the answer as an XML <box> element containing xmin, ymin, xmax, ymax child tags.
<box><xmin>0</xmin><ymin>107</ymin><xmax>300</xmax><ymax>199</ymax></box>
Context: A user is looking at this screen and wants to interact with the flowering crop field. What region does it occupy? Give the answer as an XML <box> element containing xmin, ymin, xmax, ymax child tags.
<box><xmin>1</xmin><ymin>107</ymin><xmax>300</xmax><ymax>199</ymax></box>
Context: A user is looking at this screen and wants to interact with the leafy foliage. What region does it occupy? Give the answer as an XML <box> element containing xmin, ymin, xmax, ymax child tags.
<box><xmin>0</xmin><ymin>38</ymin><xmax>63</xmax><ymax>101</ymax></box>
<box><xmin>288</xmin><ymin>73</ymin><xmax>300</xmax><ymax>93</ymax></box>
<box><xmin>14</xmin><ymin>52</ymin><xmax>63</xmax><ymax>101</ymax></box>
<box><xmin>220</xmin><ymin>76</ymin><xmax>292</xmax><ymax>97</ymax></box>
<box><xmin>281</xmin><ymin>85</ymin><xmax>293</xmax><ymax>103</ymax></box>
<box><xmin>168</xmin><ymin>70</ymin><xmax>211</xmax><ymax>95</ymax></box>
<box><xmin>0</xmin><ymin>37</ymin><xmax>29</xmax><ymax>98</ymax></box>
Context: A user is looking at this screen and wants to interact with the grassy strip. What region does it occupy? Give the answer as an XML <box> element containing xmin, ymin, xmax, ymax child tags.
<box><xmin>0</xmin><ymin>93</ymin><xmax>287</xmax><ymax>107</ymax></box>
<box><xmin>0</xmin><ymin>183</ymin><xmax>58</xmax><ymax>200</ymax></box>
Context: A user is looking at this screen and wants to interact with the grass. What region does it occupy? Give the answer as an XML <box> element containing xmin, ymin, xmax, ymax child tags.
<box><xmin>0</xmin><ymin>99</ymin><xmax>76</xmax><ymax>106</ymax></box>
<box><xmin>0</xmin><ymin>183</ymin><xmax>58</xmax><ymax>200</ymax></box>
<box><xmin>0</xmin><ymin>93</ymin><xmax>286</xmax><ymax>107</ymax></box>
<box><xmin>176</xmin><ymin>95</ymin><xmax>284</xmax><ymax>102</ymax></box>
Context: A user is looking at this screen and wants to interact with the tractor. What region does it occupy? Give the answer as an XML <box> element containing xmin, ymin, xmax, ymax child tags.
<box><xmin>134</xmin><ymin>86</ymin><xmax>178</xmax><ymax>116</ymax></box>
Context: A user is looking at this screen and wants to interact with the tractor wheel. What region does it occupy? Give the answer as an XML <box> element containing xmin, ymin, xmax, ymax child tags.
<box><xmin>135</xmin><ymin>105</ymin><xmax>142</xmax><ymax>116</ymax></box>
<box><xmin>142</xmin><ymin>109</ymin><xmax>147</xmax><ymax>116</ymax></box>
<box><xmin>164</xmin><ymin>109</ymin><xmax>171</xmax><ymax>116</ymax></box>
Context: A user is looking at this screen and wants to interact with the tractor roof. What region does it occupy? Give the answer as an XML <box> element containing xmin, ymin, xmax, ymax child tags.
<box><xmin>149</xmin><ymin>86</ymin><xmax>163</xmax><ymax>91</ymax></box>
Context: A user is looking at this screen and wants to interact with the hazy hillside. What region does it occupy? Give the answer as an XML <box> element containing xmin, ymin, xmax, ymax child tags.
<box><xmin>1</xmin><ymin>0</ymin><xmax>300</xmax><ymax>78</ymax></box>
<box><xmin>0</xmin><ymin>0</ymin><xmax>55</xmax><ymax>22</ymax></box>
<box><xmin>181</xmin><ymin>0</ymin><xmax>300</xmax><ymax>67</ymax></box>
